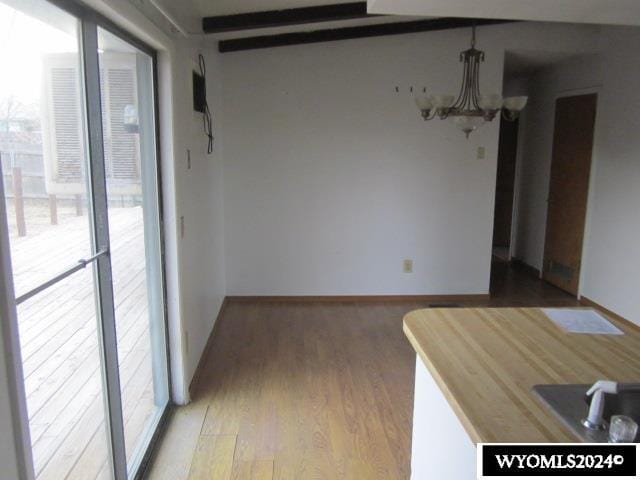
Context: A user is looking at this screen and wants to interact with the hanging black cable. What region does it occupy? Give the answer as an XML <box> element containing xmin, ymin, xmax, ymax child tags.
<box><xmin>198</xmin><ymin>54</ymin><xmax>214</xmax><ymax>154</ymax></box>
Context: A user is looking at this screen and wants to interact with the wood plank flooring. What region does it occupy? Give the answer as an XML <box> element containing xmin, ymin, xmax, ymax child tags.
<box><xmin>7</xmin><ymin>206</ymin><xmax>157</xmax><ymax>479</ymax></box>
<box><xmin>146</xmin><ymin>260</ymin><xmax>579</xmax><ymax>480</ymax></box>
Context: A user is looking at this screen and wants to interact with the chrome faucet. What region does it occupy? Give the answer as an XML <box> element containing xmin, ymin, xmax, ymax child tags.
<box><xmin>583</xmin><ymin>381</ymin><xmax>640</xmax><ymax>430</ymax></box>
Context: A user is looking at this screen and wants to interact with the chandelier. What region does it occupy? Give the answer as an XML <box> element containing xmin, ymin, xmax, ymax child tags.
<box><xmin>414</xmin><ymin>25</ymin><xmax>528</xmax><ymax>138</ymax></box>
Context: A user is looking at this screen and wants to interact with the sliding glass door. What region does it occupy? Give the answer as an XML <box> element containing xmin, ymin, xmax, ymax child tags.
<box><xmin>96</xmin><ymin>26</ymin><xmax>169</xmax><ymax>473</ymax></box>
<box><xmin>0</xmin><ymin>0</ymin><xmax>169</xmax><ymax>478</ymax></box>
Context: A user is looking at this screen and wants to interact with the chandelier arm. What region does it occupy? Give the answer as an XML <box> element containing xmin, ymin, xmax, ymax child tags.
<box><xmin>452</xmin><ymin>54</ymin><xmax>469</xmax><ymax>110</ymax></box>
<box><xmin>463</xmin><ymin>60</ymin><xmax>472</xmax><ymax>109</ymax></box>
<box><xmin>464</xmin><ymin>55</ymin><xmax>474</xmax><ymax>110</ymax></box>
<box><xmin>466</xmin><ymin>58</ymin><xmax>473</xmax><ymax>109</ymax></box>
<box><xmin>471</xmin><ymin>55</ymin><xmax>481</xmax><ymax>110</ymax></box>
<box><xmin>452</xmin><ymin>25</ymin><xmax>487</xmax><ymax>114</ymax></box>
<box><xmin>465</xmin><ymin>56</ymin><xmax>473</xmax><ymax>109</ymax></box>
<box><xmin>423</xmin><ymin>110</ymin><xmax>438</xmax><ymax>121</ymax></box>
<box><xmin>477</xmin><ymin>57</ymin><xmax>483</xmax><ymax>106</ymax></box>
<box><xmin>455</xmin><ymin>53</ymin><xmax>473</xmax><ymax>111</ymax></box>
<box><xmin>457</xmin><ymin>59</ymin><xmax>467</xmax><ymax>110</ymax></box>
<box><xmin>468</xmin><ymin>56</ymin><xmax>475</xmax><ymax>109</ymax></box>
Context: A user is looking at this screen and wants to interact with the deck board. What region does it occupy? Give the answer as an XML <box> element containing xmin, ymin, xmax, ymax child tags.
<box><xmin>8</xmin><ymin>206</ymin><xmax>156</xmax><ymax>479</ymax></box>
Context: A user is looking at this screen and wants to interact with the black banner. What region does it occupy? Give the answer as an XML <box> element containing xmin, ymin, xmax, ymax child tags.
<box><xmin>482</xmin><ymin>445</ymin><xmax>636</xmax><ymax>476</ymax></box>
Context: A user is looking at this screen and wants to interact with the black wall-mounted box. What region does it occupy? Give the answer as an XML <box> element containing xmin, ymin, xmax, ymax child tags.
<box><xmin>193</xmin><ymin>71</ymin><xmax>206</xmax><ymax>113</ymax></box>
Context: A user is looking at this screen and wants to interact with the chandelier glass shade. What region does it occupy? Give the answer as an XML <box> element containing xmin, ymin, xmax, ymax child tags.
<box><xmin>415</xmin><ymin>26</ymin><xmax>528</xmax><ymax>137</ymax></box>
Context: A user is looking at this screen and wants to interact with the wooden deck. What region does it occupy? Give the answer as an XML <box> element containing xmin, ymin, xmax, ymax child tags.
<box><xmin>10</xmin><ymin>206</ymin><xmax>156</xmax><ymax>479</ymax></box>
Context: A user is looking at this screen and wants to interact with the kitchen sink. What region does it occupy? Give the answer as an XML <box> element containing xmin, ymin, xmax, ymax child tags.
<box><xmin>533</xmin><ymin>384</ymin><xmax>640</xmax><ymax>443</ymax></box>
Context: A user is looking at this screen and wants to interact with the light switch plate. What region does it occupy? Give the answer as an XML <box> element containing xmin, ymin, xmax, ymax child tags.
<box><xmin>403</xmin><ymin>259</ymin><xmax>413</xmax><ymax>273</ymax></box>
<box><xmin>477</xmin><ymin>146</ymin><xmax>486</xmax><ymax>160</ymax></box>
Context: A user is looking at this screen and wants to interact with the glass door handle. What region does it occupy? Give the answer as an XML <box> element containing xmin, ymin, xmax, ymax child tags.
<box><xmin>15</xmin><ymin>249</ymin><xmax>109</xmax><ymax>305</ymax></box>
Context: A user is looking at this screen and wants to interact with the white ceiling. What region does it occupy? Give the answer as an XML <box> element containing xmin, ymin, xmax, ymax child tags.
<box><xmin>194</xmin><ymin>0</ymin><xmax>359</xmax><ymax>17</ymax></box>
<box><xmin>368</xmin><ymin>0</ymin><xmax>640</xmax><ymax>26</ymax></box>
<box><xmin>504</xmin><ymin>50</ymin><xmax>591</xmax><ymax>77</ymax></box>
<box><xmin>151</xmin><ymin>0</ymin><xmax>640</xmax><ymax>36</ymax></box>
<box><xmin>150</xmin><ymin>0</ymin><xmax>420</xmax><ymax>36</ymax></box>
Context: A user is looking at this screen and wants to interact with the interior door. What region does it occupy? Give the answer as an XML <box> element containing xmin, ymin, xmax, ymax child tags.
<box><xmin>542</xmin><ymin>93</ymin><xmax>597</xmax><ymax>295</ymax></box>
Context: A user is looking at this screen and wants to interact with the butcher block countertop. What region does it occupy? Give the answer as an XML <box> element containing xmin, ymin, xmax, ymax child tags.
<box><xmin>403</xmin><ymin>307</ymin><xmax>640</xmax><ymax>444</ymax></box>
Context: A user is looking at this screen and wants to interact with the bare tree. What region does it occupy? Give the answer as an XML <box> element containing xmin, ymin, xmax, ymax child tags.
<box><xmin>0</xmin><ymin>96</ymin><xmax>39</xmax><ymax>132</ymax></box>
<box><xmin>0</xmin><ymin>96</ymin><xmax>26</xmax><ymax>125</ymax></box>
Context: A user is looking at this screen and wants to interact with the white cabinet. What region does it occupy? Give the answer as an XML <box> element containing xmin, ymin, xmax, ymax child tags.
<box><xmin>411</xmin><ymin>356</ymin><xmax>477</xmax><ymax>479</ymax></box>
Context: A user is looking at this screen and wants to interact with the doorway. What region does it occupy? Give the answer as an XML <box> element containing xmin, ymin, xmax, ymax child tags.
<box><xmin>542</xmin><ymin>93</ymin><xmax>597</xmax><ymax>296</ymax></box>
<box><xmin>0</xmin><ymin>0</ymin><xmax>169</xmax><ymax>478</ymax></box>
<box><xmin>491</xmin><ymin>116</ymin><xmax>519</xmax><ymax>262</ymax></box>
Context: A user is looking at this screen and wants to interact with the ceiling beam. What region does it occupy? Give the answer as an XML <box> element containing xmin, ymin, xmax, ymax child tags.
<box><xmin>218</xmin><ymin>17</ymin><xmax>513</xmax><ymax>53</ymax></box>
<box><xmin>203</xmin><ymin>2</ymin><xmax>373</xmax><ymax>34</ymax></box>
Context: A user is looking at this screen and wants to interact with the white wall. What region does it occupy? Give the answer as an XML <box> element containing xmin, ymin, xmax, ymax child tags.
<box><xmin>511</xmin><ymin>26</ymin><xmax>640</xmax><ymax>325</ymax></box>
<box><xmin>511</xmin><ymin>54</ymin><xmax>602</xmax><ymax>269</ymax></box>
<box><xmin>170</xmin><ymin>39</ymin><xmax>226</xmax><ymax>392</ymax></box>
<box><xmin>220</xmin><ymin>22</ymin><xmax>598</xmax><ymax>296</ymax></box>
<box><xmin>581</xmin><ymin>27</ymin><xmax>640</xmax><ymax>325</ymax></box>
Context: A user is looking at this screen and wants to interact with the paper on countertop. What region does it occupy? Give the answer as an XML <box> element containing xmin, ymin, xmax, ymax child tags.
<box><xmin>542</xmin><ymin>308</ymin><xmax>624</xmax><ymax>335</ymax></box>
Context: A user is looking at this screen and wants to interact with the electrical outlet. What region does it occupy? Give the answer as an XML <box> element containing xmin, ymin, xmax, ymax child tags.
<box><xmin>180</xmin><ymin>216</ymin><xmax>185</xmax><ymax>238</ymax></box>
<box><xmin>477</xmin><ymin>146</ymin><xmax>486</xmax><ymax>160</ymax></box>
<box><xmin>187</xmin><ymin>149</ymin><xmax>191</xmax><ymax>170</ymax></box>
<box><xmin>403</xmin><ymin>259</ymin><xmax>413</xmax><ymax>273</ymax></box>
